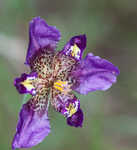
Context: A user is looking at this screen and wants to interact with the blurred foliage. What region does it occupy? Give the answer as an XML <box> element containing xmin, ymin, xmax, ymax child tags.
<box><xmin>0</xmin><ymin>0</ymin><xmax>137</xmax><ymax>150</ymax></box>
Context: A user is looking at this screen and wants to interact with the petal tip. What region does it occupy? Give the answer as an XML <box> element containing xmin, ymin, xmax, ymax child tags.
<box><xmin>12</xmin><ymin>103</ymin><xmax>51</xmax><ymax>149</ymax></box>
<box><xmin>61</xmin><ymin>34</ymin><xmax>87</xmax><ymax>60</ymax></box>
<box><xmin>26</xmin><ymin>16</ymin><xmax>61</xmax><ymax>65</ymax></box>
<box><xmin>67</xmin><ymin>108</ymin><xmax>84</xmax><ymax>128</ymax></box>
<box><xmin>73</xmin><ymin>52</ymin><xmax>120</xmax><ymax>94</ymax></box>
<box><xmin>72</xmin><ymin>34</ymin><xmax>87</xmax><ymax>50</ymax></box>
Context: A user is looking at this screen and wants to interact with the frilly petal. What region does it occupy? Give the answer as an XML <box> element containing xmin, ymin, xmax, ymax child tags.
<box><xmin>72</xmin><ymin>53</ymin><xmax>120</xmax><ymax>95</ymax></box>
<box><xmin>25</xmin><ymin>17</ymin><xmax>61</xmax><ymax>65</ymax></box>
<box><xmin>67</xmin><ymin>108</ymin><xmax>84</xmax><ymax>127</ymax></box>
<box><xmin>61</xmin><ymin>35</ymin><xmax>86</xmax><ymax>60</ymax></box>
<box><xmin>12</xmin><ymin>103</ymin><xmax>50</xmax><ymax>150</ymax></box>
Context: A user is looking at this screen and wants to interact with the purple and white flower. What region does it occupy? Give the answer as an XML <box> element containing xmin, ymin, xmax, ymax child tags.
<box><xmin>12</xmin><ymin>17</ymin><xmax>119</xmax><ymax>149</ymax></box>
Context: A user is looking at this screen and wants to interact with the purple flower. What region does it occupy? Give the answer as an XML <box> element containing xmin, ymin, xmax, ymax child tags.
<box><xmin>12</xmin><ymin>17</ymin><xmax>119</xmax><ymax>149</ymax></box>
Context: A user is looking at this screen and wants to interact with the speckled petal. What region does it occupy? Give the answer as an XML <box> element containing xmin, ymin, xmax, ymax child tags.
<box><xmin>67</xmin><ymin>108</ymin><xmax>84</xmax><ymax>127</ymax></box>
<box><xmin>25</xmin><ymin>17</ymin><xmax>61</xmax><ymax>65</ymax></box>
<box><xmin>12</xmin><ymin>103</ymin><xmax>50</xmax><ymax>150</ymax></box>
<box><xmin>72</xmin><ymin>53</ymin><xmax>120</xmax><ymax>95</ymax></box>
<box><xmin>61</xmin><ymin>35</ymin><xmax>86</xmax><ymax>60</ymax></box>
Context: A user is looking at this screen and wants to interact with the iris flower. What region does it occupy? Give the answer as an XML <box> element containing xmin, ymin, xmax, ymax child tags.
<box><xmin>12</xmin><ymin>17</ymin><xmax>119</xmax><ymax>149</ymax></box>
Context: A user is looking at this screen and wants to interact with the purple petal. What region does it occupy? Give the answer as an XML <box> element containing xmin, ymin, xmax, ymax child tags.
<box><xmin>14</xmin><ymin>72</ymin><xmax>37</xmax><ymax>95</ymax></box>
<box><xmin>12</xmin><ymin>103</ymin><xmax>50</xmax><ymax>149</ymax></box>
<box><xmin>25</xmin><ymin>17</ymin><xmax>61</xmax><ymax>65</ymax></box>
<box><xmin>61</xmin><ymin>35</ymin><xmax>86</xmax><ymax>60</ymax></box>
<box><xmin>72</xmin><ymin>53</ymin><xmax>120</xmax><ymax>95</ymax></box>
<box><xmin>51</xmin><ymin>92</ymin><xmax>83</xmax><ymax>127</ymax></box>
<box><xmin>67</xmin><ymin>108</ymin><xmax>84</xmax><ymax>127</ymax></box>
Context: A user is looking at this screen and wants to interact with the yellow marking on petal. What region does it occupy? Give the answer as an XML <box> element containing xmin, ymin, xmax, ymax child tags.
<box><xmin>21</xmin><ymin>79</ymin><xmax>34</xmax><ymax>91</ymax></box>
<box><xmin>66</xmin><ymin>103</ymin><xmax>77</xmax><ymax>117</ymax></box>
<box><xmin>71</xmin><ymin>44</ymin><xmax>80</xmax><ymax>59</ymax></box>
<box><xmin>54</xmin><ymin>80</ymin><xmax>67</xmax><ymax>87</ymax></box>
<box><xmin>53</xmin><ymin>85</ymin><xmax>63</xmax><ymax>92</ymax></box>
<box><xmin>53</xmin><ymin>80</ymin><xmax>71</xmax><ymax>94</ymax></box>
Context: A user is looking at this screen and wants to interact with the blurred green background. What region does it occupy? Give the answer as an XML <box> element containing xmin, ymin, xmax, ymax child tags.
<box><xmin>0</xmin><ymin>0</ymin><xmax>137</xmax><ymax>150</ymax></box>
